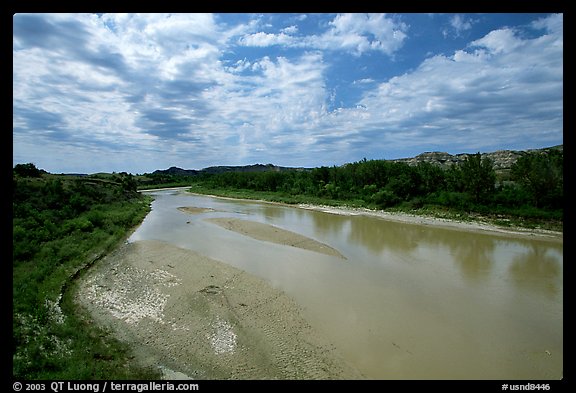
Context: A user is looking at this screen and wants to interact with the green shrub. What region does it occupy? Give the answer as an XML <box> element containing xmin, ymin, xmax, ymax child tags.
<box><xmin>13</xmin><ymin>174</ymin><xmax>157</xmax><ymax>379</ymax></box>
<box><xmin>428</xmin><ymin>191</ymin><xmax>471</xmax><ymax>210</ymax></box>
<box><xmin>371</xmin><ymin>189</ymin><xmax>400</xmax><ymax>208</ymax></box>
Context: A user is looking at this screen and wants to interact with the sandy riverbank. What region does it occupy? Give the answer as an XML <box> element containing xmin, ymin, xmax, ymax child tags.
<box><xmin>296</xmin><ymin>203</ymin><xmax>563</xmax><ymax>241</ymax></box>
<box><xmin>76</xmin><ymin>239</ymin><xmax>362</xmax><ymax>380</ymax></box>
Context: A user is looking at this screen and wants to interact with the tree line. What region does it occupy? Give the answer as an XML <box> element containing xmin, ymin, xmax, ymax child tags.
<box><xmin>187</xmin><ymin>150</ymin><xmax>562</xmax><ymax>218</ymax></box>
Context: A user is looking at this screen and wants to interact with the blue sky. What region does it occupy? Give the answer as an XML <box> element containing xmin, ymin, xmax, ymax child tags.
<box><xmin>13</xmin><ymin>13</ymin><xmax>563</xmax><ymax>174</ymax></box>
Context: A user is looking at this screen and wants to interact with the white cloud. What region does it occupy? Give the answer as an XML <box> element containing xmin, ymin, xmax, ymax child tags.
<box><xmin>443</xmin><ymin>14</ymin><xmax>474</xmax><ymax>38</ymax></box>
<box><xmin>353</xmin><ymin>78</ymin><xmax>376</xmax><ymax>84</ymax></box>
<box><xmin>281</xmin><ymin>25</ymin><xmax>298</xmax><ymax>34</ymax></box>
<box><xmin>13</xmin><ymin>13</ymin><xmax>563</xmax><ymax>172</ymax></box>
<box><xmin>13</xmin><ymin>13</ymin><xmax>226</xmax><ymax>157</ymax></box>
<box><xmin>206</xmin><ymin>52</ymin><xmax>328</xmax><ymax>140</ymax></box>
<box><xmin>227</xmin><ymin>58</ymin><xmax>252</xmax><ymax>73</ymax></box>
<box><xmin>238</xmin><ymin>13</ymin><xmax>408</xmax><ymax>56</ymax></box>
<box><xmin>325</xmin><ymin>13</ymin><xmax>407</xmax><ymax>55</ymax></box>
<box><xmin>350</xmin><ymin>24</ymin><xmax>563</xmax><ymax>154</ymax></box>
<box><xmin>96</xmin><ymin>13</ymin><xmax>224</xmax><ymax>63</ymax></box>
<box><xmin>450</xmin><ymin>14</ymin><xmax>472</xmax><ymax>33</ymax></box>
<box><xmin>238</xmin><ymin>31</ymin><xmax>295</xmax><ymax>47</ymax></box>
<box><xmin>531</xmin><ymin>13</ymin><xmax>563</xmax><ymax>34</ymax></box>
<box><xmin>470</xmin><ymin>28</ymin><xmax>522</xmax><ymax>55</ymax></box>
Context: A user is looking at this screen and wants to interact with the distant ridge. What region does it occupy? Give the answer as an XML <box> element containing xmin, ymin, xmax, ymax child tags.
<box><xmin>153</xmin><ymin>163</ymin><xmax>309</xmax><ymax>176</ymax></box>
<box><xmin>152</xmin><ymin>145</ymin><xmax>562</xmax><ymax>177</ymax></box>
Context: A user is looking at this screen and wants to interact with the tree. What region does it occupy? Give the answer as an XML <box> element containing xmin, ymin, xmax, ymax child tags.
<box><xmin>460</xmin><ymin>153</ymin><xmax>496</xmax><ymax>204</ymax></box>
<box><xmin>386</xmin><ymin>162</ymin><xmax>421</xmax><ymax>200</ymax></box>
<box><xmin>511</xmin><ymin>150</ymin><xmax>563</xmax><ymax>208</ymax></box>
<box><xmin>120</xmin><ymin>173</ymin><xmax>138</xmax><ymax>193</ymax></box>
<box><xmin>416</xmin><ymin>162</ymin><xmax>446</xmax><ymax>195</ymax></box>
<box><xmin>14</xmin><ymin>163</ymin><xmax>43</xmax><ymax>177</ymax></box>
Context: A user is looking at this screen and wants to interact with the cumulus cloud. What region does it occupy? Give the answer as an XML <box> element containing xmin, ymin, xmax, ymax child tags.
<box><xmin>13</xmin><ymin>13</ymin><xmax>562</xmax><ymax>172</ymax></box>
<box><xmin>350</xmin><ymin>17</ymin><xmax>563</xmax><ymax>155</ymax></box>
<box><xmin>470</xmin><ymin>29</ymin><xmax>522</xmax><ymax>54</ymax></box>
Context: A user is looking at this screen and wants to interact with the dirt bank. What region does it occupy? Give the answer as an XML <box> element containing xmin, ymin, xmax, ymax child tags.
<box><xmin>76</xmin><ymin>240</ymin><xmax>361</xmax><ymax>380</ymax></box>
<box><xmin>205</xmin><ymin>217</ymin><xmax>346</xmax><ymax>259</ymax></box>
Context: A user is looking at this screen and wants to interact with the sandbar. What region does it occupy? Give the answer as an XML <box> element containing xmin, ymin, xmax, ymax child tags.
<box><xmin>205</xmin><ymin>217</ymin><xmax>346</xmax><ymax>258</ymax></box>
<box><xmin>177</xmin><ymin>206</ymin><xmax>217</xmax><ymax>215</ymax></box>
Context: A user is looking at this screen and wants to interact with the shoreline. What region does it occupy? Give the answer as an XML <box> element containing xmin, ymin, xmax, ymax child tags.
<box><xmin>173</xmin><ymin>190</ymin><xmax>563</xmax><ymax>242</ymax></box>
<box><xmin>296</xmin><ymin>203</ymin><xmax>563</xmax><ymax>241</ymax></box>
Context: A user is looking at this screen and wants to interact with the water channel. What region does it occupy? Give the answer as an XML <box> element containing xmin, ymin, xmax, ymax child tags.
<box><xmin>128</xmin><ymin>188</ymin><xmax>563</xmax><ymax>379</ymax></box>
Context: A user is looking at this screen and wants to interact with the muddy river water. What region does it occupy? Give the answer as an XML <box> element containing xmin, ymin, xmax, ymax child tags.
<box><xmin>126</xmin><ymin>188</ymin><xmax>562</xmax><ymax>379</ymax></box>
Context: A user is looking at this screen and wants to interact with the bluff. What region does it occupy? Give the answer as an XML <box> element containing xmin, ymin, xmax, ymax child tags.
<box><xmin>391</xmin><ymin>145</ymin><xmax>563</xmax><ymax>177</ymax></box>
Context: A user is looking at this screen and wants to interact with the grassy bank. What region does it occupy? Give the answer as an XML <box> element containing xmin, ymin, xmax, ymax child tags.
<box><xmin>187</xmin><ymin>183</ymin><xmax>363</xmax><ymax>206</ymax></box>
<box><xmin>187</xmin><ymin>184</ymin><xmax>563</xmax><ymax>233</ymax></box>
<box><xmin>13</xmin><ymin>173</ymin><xmax>161</xmax><ymax>379</ymax></box>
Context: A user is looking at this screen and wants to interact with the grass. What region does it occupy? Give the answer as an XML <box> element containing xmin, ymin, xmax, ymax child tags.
<box><xmin>13</xmin><ymin>187</ymin><xmax>162</xmax><ymax>379</ymax></box>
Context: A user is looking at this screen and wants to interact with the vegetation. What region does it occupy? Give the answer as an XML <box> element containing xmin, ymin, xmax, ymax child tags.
<box><xmin>183</xmin><ymin>151</ymin><xmax>562</xmax><ymax>231</ymax></box>
<box><xmin>13</xmin><ymin>165</ymin><xmax>160</xmax><ymax>379</ymax></box>
<box><xmin>134</xmin><ymin>172</ymin><xmax>195</xmax><ymax>190</ymax></box>
<box><xmin>511</xmin><ymin>150</ymin><xmax>563</xmax><ymax>209</ymax></box>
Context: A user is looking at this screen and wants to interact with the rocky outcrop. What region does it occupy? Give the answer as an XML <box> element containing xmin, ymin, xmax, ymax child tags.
<box><xmin>392</xmin><ymin>145</ymin><xmax>562</xmax><ymax>175</ymax></box>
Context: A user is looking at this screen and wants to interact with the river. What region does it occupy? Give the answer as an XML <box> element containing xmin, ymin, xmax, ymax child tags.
<box><xmin>128</xmin><ymin>188</ymin><xmax>563</xmax><ymax>379</ymax></box>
